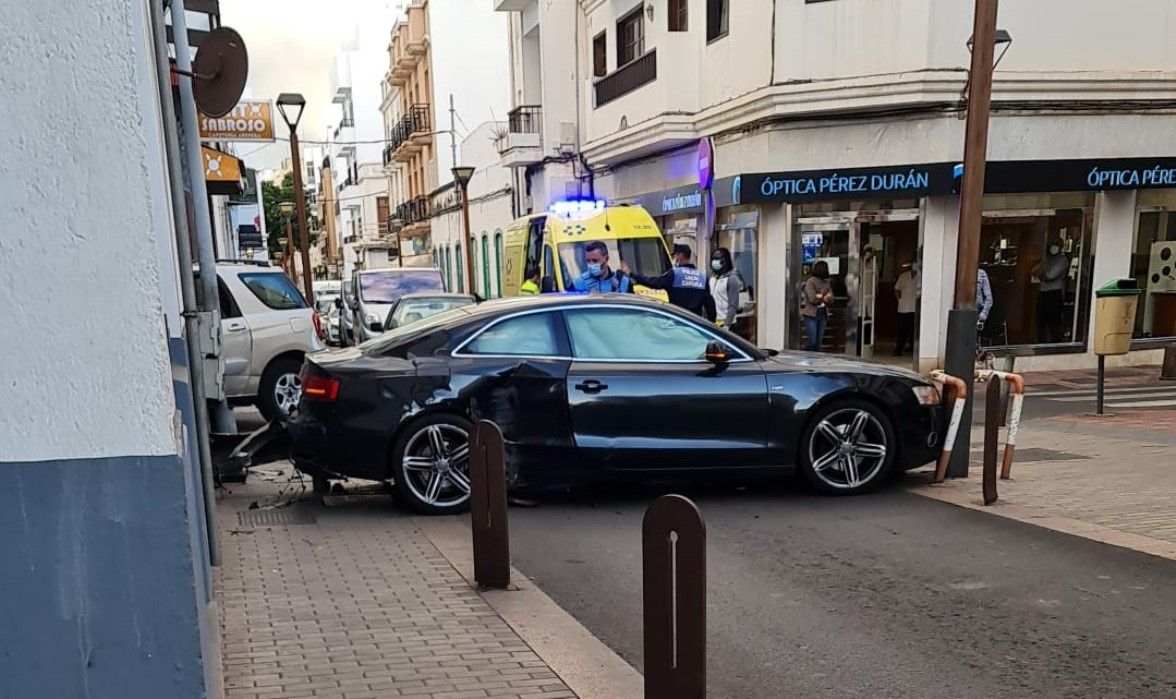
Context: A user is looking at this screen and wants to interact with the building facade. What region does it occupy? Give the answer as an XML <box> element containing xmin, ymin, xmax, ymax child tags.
<box><xmin>384</xmin><ymin>0</ymin><xmax>512</xmax><ymax>268</ymax></box>
<box><xmin>431</xmin><ymin>122</ymin><xmax>515</xmax><ymax>297</ymax></box>
<box><xmin>498</xmin><ymin>0</ymin><xmax>1176</xmax><ymax>372</ymax></box>
<box><xmin>1</xmin><ymin>0</ymin><xmax>216</xmax><ymax>694</ymax></box>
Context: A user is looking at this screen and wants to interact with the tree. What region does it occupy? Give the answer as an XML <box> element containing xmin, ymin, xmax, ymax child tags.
<box><xmin>262</xmin><ymin>171</ymin><xmax>319</xmax><ymax>262</ymax></box>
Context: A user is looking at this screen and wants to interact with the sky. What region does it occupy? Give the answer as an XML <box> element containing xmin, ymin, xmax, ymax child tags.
<box><xmin>218</xmin><ymin>0</ymin><xmax>402</xmax><ymax>171</ymax></box>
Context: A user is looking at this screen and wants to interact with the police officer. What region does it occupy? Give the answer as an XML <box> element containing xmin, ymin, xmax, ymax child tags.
<box><xmin>621</xmin><ymin>244</ymin><xmax>714</xmax><ymax>318</ymax></box>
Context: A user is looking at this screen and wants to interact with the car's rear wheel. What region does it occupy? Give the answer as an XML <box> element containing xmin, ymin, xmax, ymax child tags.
<box><xmin>799</xmin><ymin>398</ymin><xmax>895</xmax><ymax>495</ymax></box>
<box><xmin>258</xmin><ymin>357</ymin><xmax>302</xmax><ymax>423</ymax></box>
<box><xmin>391</xmin><ymin>414</ymin><xmax>474</xmax><ymax>515</ymax></box>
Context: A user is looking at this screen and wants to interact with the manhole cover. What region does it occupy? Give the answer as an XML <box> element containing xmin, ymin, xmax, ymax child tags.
<box><xmin>237</xmin><ymin>508</ymin><xmax>317</xmax><ymax>527</ymax></box>
<box><xmin>967</xmin><ymin>447</ymin><xmax>1089</xmax><ymax>463</ymax></box>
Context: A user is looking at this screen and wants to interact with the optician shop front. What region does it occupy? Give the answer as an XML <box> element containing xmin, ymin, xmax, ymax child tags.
<box><xmin>730</xmin><ymin>156</ymin><xmax>1176</xmax><ymax>372</ymax></box>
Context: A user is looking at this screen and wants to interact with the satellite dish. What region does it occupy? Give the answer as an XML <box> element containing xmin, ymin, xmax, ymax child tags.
<box><xmin>189</xmin><ymin>27</ymin><xmax>249</xmax><ymax>118</ymax></box>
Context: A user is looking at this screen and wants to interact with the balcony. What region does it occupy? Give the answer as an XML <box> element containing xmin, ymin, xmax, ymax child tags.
<box><xmin>496</xmin><ymin>105</ymin><xmax>543</xmax><ymax>168</ymax></box>
<box><xmin>494</xmin><ymin>0</ymin><xmax>532</xmax><ymax>10</ymax></box>
<box><xmin>594</xmin><ymin>49</ymin><xmax>657</xmax><ymax>108</ymax></box>
<box><xmin>389</xmin><ymin>104</ymin><xmax>431</xmax><ymax>162</ymax></box>
<box><xmin>394</xmin><ymin>195</ymin><xmax>431</xmax><ymax>226</ymax></box>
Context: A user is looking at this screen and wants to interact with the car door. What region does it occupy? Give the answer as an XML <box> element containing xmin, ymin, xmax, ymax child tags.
<box><xmin>217</xmin><ymin>275</ymin><xmax>252</xmax><ymax>398</ymax></box>
<box><xmin>563</xmin><ymin>305</ymin><xmax>770</xmax><ymax>470</ymax></box>
<box><xmin>234</xmin><ymin>271</ymin><xmax>312</xmax><ymax>378</ymax></box>
<box><xmin>450</xmin><ymin>309</ymin><xmax>579</xmax><ymax>485</ymax></box>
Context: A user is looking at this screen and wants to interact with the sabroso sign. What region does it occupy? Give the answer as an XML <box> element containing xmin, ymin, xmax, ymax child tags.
<box><xmin>199</xmin><ymin>100</ymin><xmax>275</xmax><ymax>142</ymax></box>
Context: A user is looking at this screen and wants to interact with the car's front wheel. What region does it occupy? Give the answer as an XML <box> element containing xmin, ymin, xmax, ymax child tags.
<box><xmin>390</xmin><ymin>414</ymin><xmax>474</xmax><ymax>515</ymax></box>
<box><xmin>799</xmin><ymin>398</ymin><xmax>895</xmax><ymax>495</ymax></box>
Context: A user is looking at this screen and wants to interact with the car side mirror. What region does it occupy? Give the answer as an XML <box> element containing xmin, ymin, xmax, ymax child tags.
<box><xmin>333</xmin><ymin>297</ymin><xmax>343</xmax><ymax>309</ymax></box>
<box><xmin>704</xmin><ymin>341</ymin><xmax>729</xmax><ymax>364</ymax></box>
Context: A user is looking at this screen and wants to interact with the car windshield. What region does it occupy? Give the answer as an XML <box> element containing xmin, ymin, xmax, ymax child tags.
<box><xmin>359</xmin><ymin>269</ymin><xmax>444</xmax><ymax>303</ymax></box>
<box><xmin>390</xmin><ymin>297</ymin><xmax>474</xmax><ymax>327</ymax></box>
<box><xmin>359</xmin><ymin>304</ymin><xmax>476</xmax><ymax>356</ymax></box>
<box><xmin>557</xmin><ymin>237</ymin><xmax>670</xmax><ymax>284</ymax></box>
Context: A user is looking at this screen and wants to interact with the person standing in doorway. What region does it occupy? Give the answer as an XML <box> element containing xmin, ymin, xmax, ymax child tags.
<box><xmin>802</xmin><ymin>260</ymin><xmax>834</xmax><ymax>352</ymax></box>
<box><xmin>709</xmin><ymin>247</ymin><xmax>742</xmax><ymax>330</ymax></box>
<box><xmin>893</xmin><ymin>261</ymin><xmax>918</xmax><ymax>355</ymax></box>
<box><xmin>1034</xmin><ymin>243</ymin><xmax>1069</xmax><ymax>342</ymax></box>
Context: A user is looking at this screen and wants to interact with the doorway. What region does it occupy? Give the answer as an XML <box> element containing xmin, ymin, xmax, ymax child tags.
<box><xmin>790</xmin><ymin>208</ymin><xmax>920</xmax><ymax>365</ymax></box>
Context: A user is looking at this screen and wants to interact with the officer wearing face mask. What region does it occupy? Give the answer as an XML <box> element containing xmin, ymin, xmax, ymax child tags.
<box><xmin>572</xmin><ymin>240</ymin><xmax>634</xmax><ymax>294</ymax></box>
<box><xmin>620</xmin><ymin>244</ymin><xmax>713</xmax><ymax>319</ymax></box>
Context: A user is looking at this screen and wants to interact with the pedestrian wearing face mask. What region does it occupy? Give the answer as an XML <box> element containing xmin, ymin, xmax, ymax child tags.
<box><xmin>1034</xmin><ymin>242</ymin><xmax>1069</xmax><ymax>342</ymax></box>
<box><xmin>801</xmin><ymin>260</ymin><xmax>835</xmax><ymax>352</ymax></box>
<box><xmin>572</xmin><ymin>240</ymin><xmax>634</xmax><ymax>294</ymax></box>
<box><xmin>620</xmin><ymin>243</ymin><xmax>712</xmax><ymax>318</ymax></box>
<box><xmin>709</xmin><ymin>247</ymin><xmax>742</xmax><ymax>330</ymax></box>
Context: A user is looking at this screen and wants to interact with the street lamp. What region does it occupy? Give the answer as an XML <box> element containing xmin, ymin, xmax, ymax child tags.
<box><xmin>942</xmin><ymin>0</ymin><xmax>1007</xmax><ymax>479</ymax></box>
<box><xmin>276</xmin><ymin>92</ymin><xmax>315</xmax><ymax>303</ymax></box>
<box><xmin>452</xmin><ymin>166</ymin><xmax>476</xmax><ymax>294</ymax></box>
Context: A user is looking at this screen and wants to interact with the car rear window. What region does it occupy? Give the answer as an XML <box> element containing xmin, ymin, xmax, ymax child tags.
<box><xmin>239</xmin><ymin>272</ymin><xmax>308</xmax><ymax>310</ymax></box>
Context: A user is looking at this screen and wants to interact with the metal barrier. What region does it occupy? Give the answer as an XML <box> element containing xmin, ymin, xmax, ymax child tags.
<box><xmin>930</xmin><ymin>370</ymin><xmax>968</xmax><ymax>483</ymax></box>
<box><xmin>974</xmin><ymin>369</ymin><xmax>1026</xmax><ymax>480</ymax></box>
<box><xmin>643</xmin><ymin>495</ymin><xmax>706</xmax><ymax>699</ymax></box>
<box><xmin>982</xmin><ymin>377</ymin><xmax>1000</xmax><ymax>505</ymax></box>
<box><xmin>469</xmin><ymin>420</ymin><xmax>510</xmax><ymax>589</ymax></box>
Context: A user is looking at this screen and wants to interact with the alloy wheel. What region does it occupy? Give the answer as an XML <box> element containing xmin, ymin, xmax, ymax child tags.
<box><xmin>401</xmin><ymin>424</ymin><xmax>472</xmax><ymax>509</ymax></box>
<box><xmin>807</xmin><ymin>408</ymin><xmax>889</xmax><ymax>490</ymax></box>
<box><xmin>274</xmin><ymin>373</ymin><xmax>302</xmax><ymax>417</ymax></box>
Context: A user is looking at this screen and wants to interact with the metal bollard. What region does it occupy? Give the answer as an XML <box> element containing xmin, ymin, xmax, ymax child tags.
<box><xmin>982</xmin><ymin>377</ymin><xmax>1000</xmax><ymax>505</ymax></box>
<box><xmin>469</xmin><ymin>420</ymin><xmax>509</xmax><ymax>590</ymax></box>
<box><xmin>974</xmin><ymin>369</ymin><xmax>1026</xmax><ymax>480</ymax></box>
<box><xmin>643</xmin><ymin>495</ymin><xmax>706</xmax><ymax>699</ymax></box>
<box><xmin>930</xmin><ymin>370</ymin><xmax>968</xmax><ymax>483</ymax></box>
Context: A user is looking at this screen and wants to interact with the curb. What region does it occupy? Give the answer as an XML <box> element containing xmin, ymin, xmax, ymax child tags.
<box><xmin>415</xmin><ymin>516</ymin><xmax>643</xmax><ymax>699</ymax></box>
<box><xmin>910</xmin><ymin>482</ymin><xmax>1176</xmax><ymax>562</ymax></box>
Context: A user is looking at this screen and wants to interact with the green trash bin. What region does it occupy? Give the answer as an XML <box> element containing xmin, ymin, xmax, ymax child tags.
<box><xmin>1092</xmin><ymin>279</ymin><xmax>1141</xmax><ymax>356</ymax></box>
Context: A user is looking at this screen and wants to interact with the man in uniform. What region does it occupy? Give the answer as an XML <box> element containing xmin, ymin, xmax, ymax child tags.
<box><xmin>621</xmin><ymin>244</ymin><xmax>714</xmax><ymax>319</ymax></box>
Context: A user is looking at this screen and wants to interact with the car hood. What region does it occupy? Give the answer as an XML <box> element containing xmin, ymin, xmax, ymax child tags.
<box><xmin>763</xmin><ymin>350</ymin><xmax>931</xmax><ymax>383</ymax></box>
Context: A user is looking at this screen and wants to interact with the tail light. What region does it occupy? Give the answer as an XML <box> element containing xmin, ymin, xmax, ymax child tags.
<box><xmin>302</xmin><ymin>374</ymin><xmax>340</xmax><ymax>402</ymax></box>
<box><xmin>312</xmin><ymin>311</ymin><xmax>326</xmax><ymax>341</ymax></box>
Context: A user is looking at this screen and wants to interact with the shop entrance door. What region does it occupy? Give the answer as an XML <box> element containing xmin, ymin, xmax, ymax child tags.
<box><xmin>791</xmin><ymin>210</ymin><xmax>919</xmax><ymax>360</ymax></box>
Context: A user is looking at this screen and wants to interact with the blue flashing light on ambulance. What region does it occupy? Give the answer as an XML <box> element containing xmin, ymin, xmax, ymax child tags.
<box><xmin>500</xmin><ymin>199</ymin><xmax>672</xmax><ymax>302</ymax></box>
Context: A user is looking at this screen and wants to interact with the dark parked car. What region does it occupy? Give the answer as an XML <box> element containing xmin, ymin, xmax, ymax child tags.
<box><xmin>290</xmin><ymin>294</ymin><xmax>944</xmax><ymax>514</ymax></box>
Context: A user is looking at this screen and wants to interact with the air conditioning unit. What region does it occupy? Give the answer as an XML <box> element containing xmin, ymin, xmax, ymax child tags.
<box><xmin>558</xmin><ymin>121</ymin><xmax>576</xmax><ymax>153</ymax></box>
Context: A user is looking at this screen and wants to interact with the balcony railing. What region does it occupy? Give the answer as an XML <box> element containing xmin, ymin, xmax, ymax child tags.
<box><xmin>594</xmin><ymin>49</ymin><xmax>657</xmax><ymax>108</ymax></box>
<box><xmin>507</xmin><ymin>105</ymin><xmax>542</xmax><ymax>134</ymax></box>
<box><xmin>388</xmin><ymin>104</ymin><xmax>431</xmax><ymax>154</ymax></box>
<box><xmin>394</xmin><ymin>195</ymin><xmax>431</xmax><ymax>226</ymax></box>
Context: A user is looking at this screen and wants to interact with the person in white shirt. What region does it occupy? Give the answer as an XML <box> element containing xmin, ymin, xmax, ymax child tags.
<box><xmin>893</xmin><ymin>261</ymin><xmax>919</xmax><ymax>355</ymax></box>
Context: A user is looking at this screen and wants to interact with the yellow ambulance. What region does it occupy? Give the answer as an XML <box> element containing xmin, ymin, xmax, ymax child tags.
<box><xmin>500</xmin><ymin>201</ymin><xmax>671</xmax><ymax>302</ymax></box>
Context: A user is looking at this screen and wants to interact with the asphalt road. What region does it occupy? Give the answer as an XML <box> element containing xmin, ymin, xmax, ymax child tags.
<box><xmin>506</xmin><ymin>482</ymin><xmax>1176</xmax><ymax>698</ymax></box>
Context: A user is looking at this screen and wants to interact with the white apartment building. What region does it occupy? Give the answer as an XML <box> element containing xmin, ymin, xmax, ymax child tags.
<box><xmin>327</xmin><ymin>23</ymin><xmax>392</xmax><ymax>280</ymax></box>
<box><xmin>497</xmin><ymin>0</ymin><xmax>1176</xmax><ymax>372</ymax></box>
<box><xmin>382</xmin><ymin>0</ymin><xmax>512</xmax><ymax>267</ymax></box>
<box><xmin>431</xmin><ymin>121</ymin><xmax>515</xmax><ymax>297</ymax></box>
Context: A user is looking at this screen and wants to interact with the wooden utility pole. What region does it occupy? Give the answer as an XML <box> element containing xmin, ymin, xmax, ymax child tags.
<box><xmin>289</xmin><ymin>132</ymin><xmax>315</xmax><ymax>302</ymax></box>
<box><xmin>954</xmin><ymin>0</ymin><xmax>1000</xmax><ymax>308</ymax></box>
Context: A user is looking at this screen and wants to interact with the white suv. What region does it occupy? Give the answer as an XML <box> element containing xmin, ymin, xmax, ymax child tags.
<box><xmin>215</xmin><ymin>262</ymin><xmax>324</xmax><ymax>421</ymax></box>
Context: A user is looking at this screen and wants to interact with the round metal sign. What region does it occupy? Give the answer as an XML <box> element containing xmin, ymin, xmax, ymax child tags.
<box><xmin>697</xmin><ymin>137</ymin><xmax>714</xmax><ymax>191</ymax></box>
<box><xmin>192</xmin><ymin>27</ymin><xmax>249</xmax><ymax>118</ymax></box>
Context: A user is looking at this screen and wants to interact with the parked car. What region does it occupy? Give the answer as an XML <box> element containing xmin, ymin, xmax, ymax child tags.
<box><xmin>382</xmin><ymin>292</ymin><xmax>477</xmax><ymax>332</ymax></box>
<box><xmin>289</xmin><ymin>294</ymin><xmax>944</xmax><ymax>514</ymax></box>
<box><xmin>347</xmin><ymin>267</ymin><xmax>445</xmax><ymax>344</ymax></box>
<box><xmin>214</xmin><ymin>261</ymin><xmax>325</xmax><ymax>422</ymax></box>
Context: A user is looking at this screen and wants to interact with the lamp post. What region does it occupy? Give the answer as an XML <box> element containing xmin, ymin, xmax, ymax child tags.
<box><xmin>278</xmin><ymin>200</ymin><xmax>296</xmax><ymax>279</ymax></box>
<box><xmin>452</xmin><ymin>165</ymin><xmax>476</xmax><ymax>294</ymax></box>
<box><xmin>943</xmin><ymin>0</ymin><xmax>1012</xmax><ymax>478</ymax></box>
<box><xmin>277</xmin><ymin>92</ymin><xmax>315</xmax><ymax>303</ymax></box>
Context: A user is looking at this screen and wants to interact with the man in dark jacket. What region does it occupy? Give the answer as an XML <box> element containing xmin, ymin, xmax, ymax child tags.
<box><xmin>620</xmin><ymin>244</ymin><xmax>714</xmax><ymax>319</ymax></box>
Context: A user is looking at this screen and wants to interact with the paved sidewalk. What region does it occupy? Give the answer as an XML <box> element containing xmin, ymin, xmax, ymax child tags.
<box><xmin>910</xmin><ymin>413</ymin><xmax>1176</xmax><ymax>560</ymax></box>
<box><xmin>215</xmin><ymin>469</ymin><xmax>575</xmax><ymax>699</ymax></box>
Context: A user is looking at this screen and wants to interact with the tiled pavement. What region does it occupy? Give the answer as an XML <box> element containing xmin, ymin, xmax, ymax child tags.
<box><xmin>216</xmin><ymin>471</ymin><xmax>576</xmax><ymax>699</ymax></box>
<box><xmin>911</xmin><ymin>407</ymin><xmax>1176</xmax><ymax>560</ymax></box>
